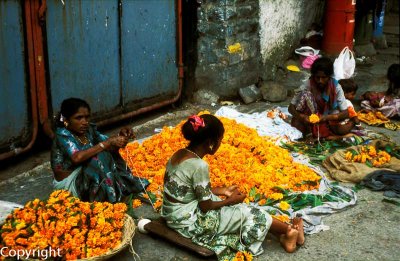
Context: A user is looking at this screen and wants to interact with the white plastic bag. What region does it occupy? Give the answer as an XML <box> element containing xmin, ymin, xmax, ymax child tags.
<box><xmin>295</xmin><ymin>46</ymin><xmax>320</xmax><ymax>57</ymax></box>
<box><xmin>333</xmin><ymin>47</ymin><xmax>355</xmax><ymax>80</ymax></box>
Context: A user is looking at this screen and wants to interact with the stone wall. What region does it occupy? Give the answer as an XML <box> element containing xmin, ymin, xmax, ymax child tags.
<box><xmin>259</xmin><ymin>0</ymin><xmax>325</xmax><ymax>79</ymax></box>
<box><xmin>193</xmin><ymin>0</ymin><xmax>325</xmax><ymax>97</ymax></box>
<box><xmin>195</xmin><ymin>0</ymin><xmax>260</xmax><ymax>97</ymax></box>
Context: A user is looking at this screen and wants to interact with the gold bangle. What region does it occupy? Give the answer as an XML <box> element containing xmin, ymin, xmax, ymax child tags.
<box><xmin>99</xmin><ymin>142</ymin><xmax>105</xmax><ymax>149</ymax></box>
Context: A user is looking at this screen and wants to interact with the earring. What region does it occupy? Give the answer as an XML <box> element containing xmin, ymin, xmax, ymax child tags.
<box><xmin>64</xmin><ymin>121</ymin><xmax>68</xmax><ymax>128</ymax></box>
<box><xmin>209</xmin><ymin>144</ymin><xmax>214</xmax><ymax>151</ymax></box>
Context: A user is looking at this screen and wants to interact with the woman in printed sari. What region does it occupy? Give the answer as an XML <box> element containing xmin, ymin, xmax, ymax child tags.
<box><xmin>289</xmin><ymin>57</ymin><xmax>350</xmax><ymax>139</ymax></box>
<box><xmin>51</xmin><ymin>97</ymin><xmax>149</xmax><ymax>203</ymax></box>
<box><xmin>161</xmin><ymin>114</ymin><xmax>304</xmax><ymax>261</ymax></box>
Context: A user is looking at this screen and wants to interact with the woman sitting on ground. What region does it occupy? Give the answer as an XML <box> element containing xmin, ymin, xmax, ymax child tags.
<box><xmin>161</xmin><ymin>114</ymin><xmax>304</xmax><ymax>261</ymax></box>
<box><xmin>51</xmin><ymin>97</ymin><xmax>149</xmax><ymax>203</ymax></box>
<box><xmin>289</xmin><ymin>57</ymin><xmax>351</xmax><ymax>140</ymax></box>
<box><xmin>361</xmin><ymin>63</ymin><xmax>400</xmax><ymax>118</ymax></box>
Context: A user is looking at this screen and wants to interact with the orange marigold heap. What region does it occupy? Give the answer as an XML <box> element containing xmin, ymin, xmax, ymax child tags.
<box><xmin>0</xmin><ymin>190</ymin><xmax>127</xmax><ymax>260</ymax></box>
<box><xmin>120</xmin><ymin>112</ymin><xmax>321</xmax><ymax>209</ymax></box>
<box><xmin>344</xmin><ymin>145</ymin><xmax>391</xmax><ymax>167</ymax></box>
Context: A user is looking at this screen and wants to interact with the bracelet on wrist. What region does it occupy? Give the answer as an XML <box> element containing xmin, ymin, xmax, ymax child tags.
<box><xmin>99</xmin><ymin>142</ymin><xmax>106</xmax><ymax>149</ymax></box>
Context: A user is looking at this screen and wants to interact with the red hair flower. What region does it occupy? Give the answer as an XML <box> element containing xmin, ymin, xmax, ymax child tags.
<box><xmin>188</xmin><ymin>115</ymin><xmax>205</xmax><ymax>131</ymax></box>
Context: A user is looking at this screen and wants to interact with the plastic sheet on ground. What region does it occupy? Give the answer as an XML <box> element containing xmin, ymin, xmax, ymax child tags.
<box><xmin>0</xmin><ymin>200</ymin><xmax>23</xmax><ymax>224</ymax></box>
<box><xmin>215</xmin><ymin>106</ymin><xmax>302</xmax><ymax>143</ymax></box>
<box><xmin>215</xmin><ymin>106</ymin><xmax>357</xmax><ymax>234</ymax></box>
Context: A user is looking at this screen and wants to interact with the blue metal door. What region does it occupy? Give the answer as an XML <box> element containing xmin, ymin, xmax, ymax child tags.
<box><xmin>121</xmin><ymin>0</ymin><xmax>178</xmax><ymax>102</ymax></box>
<box><xmin>0</xmin><ymin>0</ymin><xmax>30</xmax><ymax>150</ymax></box>
<box><xmin>45</xmin><ymin>0</ymin><xmax>179</xmax><ymax>119</ymax></box>
<box><xmin>46</xmin><ymin>0</ymin><xmax>121</xmax><ymax>115</ymax></box>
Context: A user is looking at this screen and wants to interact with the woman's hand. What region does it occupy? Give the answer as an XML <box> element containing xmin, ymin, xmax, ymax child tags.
<box><xmin>119</xmin><ymin>127</ymin><xmax>135</xmax><ymax>140</ymax></box>
<box><xmin>300</xmin><ymin>113</ymin><xmax>311</xmax><ymax>124</ymax></box>
<box><xmin>384</xmin><ymin>95</ymin><xmax>393</xmax><ymax>104</ymax></box>
<box><xmin>289</xmin><ymin>104</ymin><xmax>310</xmax><ymax>124</ymax></box>
<box><xmin>354</xmin><ymin>118</ymin><xmax>363</xmax><ymax>130</ymax></box>
<box><xmin>105</xmin><ymin>135</ymin><xmax>129</xmax><ymax>149</ymax></box>
<box><xmin>226</xmin><ymin>190</ymin><xmax>246</xmax><ymax>205</ymax></box>
<box><xmin>319</xmin><ymin>114</ymin><xmax>328</xmax><ymax>122</ymax></box>
<box><xmin>70</xmin><ymin>136</ymin><xmax>127</xmax><ymax>164</ymax></box>
<box><xmin>224</xmin><ymin>185</ymin><xmax>239</xmax><ymax>197</ymax></box>
<box><xmin>199</xmin><ymin>188</ymin><xmax>245</xmax><ymax>212</ymax></box>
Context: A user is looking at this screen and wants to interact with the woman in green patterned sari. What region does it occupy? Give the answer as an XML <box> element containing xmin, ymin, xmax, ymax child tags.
<box><xmin>161</xmin><ymin>114</ymin><xmax>304</xmax><ymax>260</ymax></box>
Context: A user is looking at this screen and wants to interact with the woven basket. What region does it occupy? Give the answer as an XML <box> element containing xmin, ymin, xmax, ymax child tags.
<box><xmin>78</xmin><ymin>214</ymin><xmax>136</xmax><ymax>261</ymax></box>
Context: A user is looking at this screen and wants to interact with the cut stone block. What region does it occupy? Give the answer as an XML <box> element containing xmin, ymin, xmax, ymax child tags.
<box><xmin>238</xmin><ymin>84</ymin><xmax>262</xmax><ymax>104</ymax></box>
<box><xmin>260</xmin><ymin>81</ymin><xmax>288</xmax><ymax>102</ymax></box>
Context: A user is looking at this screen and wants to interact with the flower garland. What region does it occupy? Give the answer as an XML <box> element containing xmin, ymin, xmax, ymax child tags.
<box><xmin>345</xmin><ymin>145</ymin><xmax>391</xmax><ymax>167</ymax></box>
<box><xmin>120</xmin><ymin>112</ymin><xmax>321</xmax><ymax>219</ymax></box>
<box><xmin>0</xmin><ymin>190</ymin><xmax>127</xmax><ymax>260</ymax></box>
<box><xmin>357</xmin><ymin>110</ymin><xmax>389</xmax><ymax>125</ymax></box>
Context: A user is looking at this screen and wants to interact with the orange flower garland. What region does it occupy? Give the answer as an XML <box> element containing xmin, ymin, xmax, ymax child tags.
<box><xmin>120</xmin><ymin>112</ymin><xmax>320</xmax><ymax>212</ymax></box>
<box><xmin>0</xmin><ymin>190</ymin><xmax>127</xmax><ymax>260</ymax></box>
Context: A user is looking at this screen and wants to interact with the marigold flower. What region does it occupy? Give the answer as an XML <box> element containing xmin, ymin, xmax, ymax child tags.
<box><xmin>15</xmin><ymin>221</ymin><xmax>26</xmax><ymax>231</ymax></box>
<box><xmin>269</xmin><ymin>193</ymin><xmax>284</xmax><ymax>201</ymax></box>
<box><xmin>258</xmin><ymin>199</ymin><xmax>267</xmax><ymax>205</ymax></box>
<box><xmin>233</xmin><ymin>251</ymin><xmax>253</xmax><ymax>261</ymax></box>
<box><xmin>132</xmin><ymin>199</ymin><xmax>142</xmax><ymax>208</ymax></box>
<box><xmin>279</xmin><ymin>201</ymin><xmax>290</xmax><ymax>211</ymax></box>
<box><xmin>309</xmin><ymin>114</ymin><xmax>320</xmax><ymax>123</ymax></box>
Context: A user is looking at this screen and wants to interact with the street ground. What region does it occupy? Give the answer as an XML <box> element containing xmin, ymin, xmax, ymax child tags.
<box><xmin>1</xmin><ymin>15</ymin><xmax>399</xmax><ymax>261</ymax></box>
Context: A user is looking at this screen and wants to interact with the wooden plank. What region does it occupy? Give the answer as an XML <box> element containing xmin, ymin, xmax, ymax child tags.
<box><xmin>144</xmin><ymin>218</ymin><xmax>215</xmax><ymax>257</ymax></box>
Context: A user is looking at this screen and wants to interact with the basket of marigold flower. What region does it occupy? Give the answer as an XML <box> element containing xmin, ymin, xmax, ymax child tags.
<box><xmin>81</xmin><ymin>214</ymin><xmax>136</xmax><ymax>261</ymax></box>
<box><xmin>81</xmin><ymin>213</ymin><xmax>136</xmax><ymax>261</ymax></box>
<box><xmin>0</xmin><ymin>190</ymin><xmax>136</xmax><ymax>261</ymax></box>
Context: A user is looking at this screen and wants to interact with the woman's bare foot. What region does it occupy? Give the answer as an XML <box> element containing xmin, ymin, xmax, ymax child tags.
<box><xmin>292</xmin><ymin>217</ymin><xmax>305</xmax><ymax>246</ymax></box>
<box><xmin>280</xmin><ymin>225</ymin><xmax>298</xmax><ymax>253</ymax></box>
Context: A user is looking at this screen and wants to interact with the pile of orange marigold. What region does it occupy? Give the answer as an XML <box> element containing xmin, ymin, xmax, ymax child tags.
<box><xmin>120</xmin><ymin>112</ymin><xmax>321</xmax><ymax>214</ymax></box>
<box><xmin>345</xmin><ymin>145</ymin><xmax>391</xmax><ymax>167</ymax></box>
<box><xmin>0</xmin><ymin>190</ymin><xmax>127</xmax><ymax>260</ymax></box>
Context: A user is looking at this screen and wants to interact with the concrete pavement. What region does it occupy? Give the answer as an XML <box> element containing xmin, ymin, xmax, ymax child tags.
<box><xmin>1</xmin><ymin>97</ymin><xmax>399</xmax><ymax>261</ymax></box>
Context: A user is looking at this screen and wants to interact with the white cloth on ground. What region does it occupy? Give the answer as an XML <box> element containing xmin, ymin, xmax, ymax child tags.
<box><xmin>215</xmin><ymin>106</ymin><xmax>302</xmax><ymax>143</ymax></box>
<box><xmin>215</xmin><ymin>106</ymin><xmax>357</xmax><ymax>234</ymax></box>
